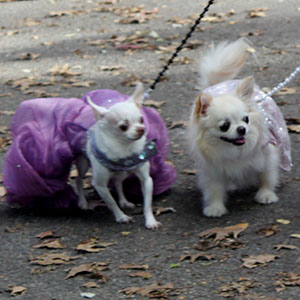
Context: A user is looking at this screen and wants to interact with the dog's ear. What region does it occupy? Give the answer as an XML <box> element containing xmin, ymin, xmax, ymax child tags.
<box><xmin>87</xmin><ymin>95</ymin><xmax>108</xmax><ymax>120</ymax></box>
<box><xmin>193</xmin><ymin>93</ymin><xmax>212</xmax><ymax>121</ymax></box>
<box><xmin>128</xmin><ymin>82</ymin><xmax>144</xmax><ymax>108</ymax></box>
<box><xmin>236</xmin><ymin>76</ymin><xmax>254</xmax><ymax>100</ymax></box>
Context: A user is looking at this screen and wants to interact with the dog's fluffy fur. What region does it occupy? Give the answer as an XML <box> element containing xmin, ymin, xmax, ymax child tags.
<box><xmin>76</xmin><ymin>83</ymin><xmax>161</xmax><ymax>229</ymax></box>
<box><xmin>189</xmin><ymin>39</ymin><xmax>280</xmax><ymax>217</ymax></box>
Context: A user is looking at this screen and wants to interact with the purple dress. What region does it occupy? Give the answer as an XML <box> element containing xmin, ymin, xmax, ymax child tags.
<box><xmin>3</xmin><ymin>90</ymin><xmax>177</xmax><ymax>208</ymax></box>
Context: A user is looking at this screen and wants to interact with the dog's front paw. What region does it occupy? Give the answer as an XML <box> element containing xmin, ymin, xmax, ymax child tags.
<box><xmin>203</xmin><ymin>203</ymin><xmax>227</xmax><ymax>217</ymax></box>
<box><xmin>145</xmin><ymin>219</ymin><xmax>162</xmax><ymax>230</ymax></box>
<box><xmin>116</xmin><ymin>214</ymin><xmax>134</xmax><ymax>224</ymax></box>
<box><xmin>255</xmin><ymin>189</ymin><xmax>278</xmax><ymax>204</ymax></box>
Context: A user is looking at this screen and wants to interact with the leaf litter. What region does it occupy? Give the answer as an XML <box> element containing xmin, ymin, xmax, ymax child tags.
<box><xmin>75</xmin><ymin>237</ymin><xmax>116</xmax><ymax>253</ymax></box>
<box><xmin>199</xmin><ymin>223</ymin><xmax>249</xmax><ymax>241</ymax></box>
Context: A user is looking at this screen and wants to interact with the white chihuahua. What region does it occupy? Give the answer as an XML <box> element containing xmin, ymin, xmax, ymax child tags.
<box><xmin>189</xmin><ymin>39</ymin><xmax>291</xmax><ymax>217</ymax></box>
<box><xmin>75</xmin><ymin>83</ymin><xmax>161</xmax><ymax>229</ymax></box>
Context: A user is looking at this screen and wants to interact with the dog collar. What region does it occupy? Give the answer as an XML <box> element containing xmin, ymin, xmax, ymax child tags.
<box><xmin>89</xmin><ymin>130</ymin><xmax>157</xmax><ymax>172</ymax></box>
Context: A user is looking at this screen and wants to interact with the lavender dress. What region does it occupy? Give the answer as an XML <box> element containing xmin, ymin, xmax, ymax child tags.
<box><xmin>3</xmin><ymin>90</ymin><xmax>176</xmax><ymax>208</ymax></box>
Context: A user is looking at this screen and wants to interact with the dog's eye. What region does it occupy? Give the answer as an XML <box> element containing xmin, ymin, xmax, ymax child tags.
<box><xmin>242</xmin><ymin>116</ymin><xmax>249</xmax><ymax>124</ymax></box>
<box><xmin>219</xmin><ymin>120</ymin><xmax>231</xmax><ymax>132</ymax></box>
<box><xmin>119</xmin><ymin>120</ymin><xmax>129</xmax><ymax>131</ymax></box>
<box><xmin>140</xmin><ymin>116</ymin><xmax>144</xmax><ymax>124</ymax></box>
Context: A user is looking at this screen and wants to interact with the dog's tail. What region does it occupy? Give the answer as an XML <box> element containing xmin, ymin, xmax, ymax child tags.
<box><xmin>198</xmin><ymin>38</ymin><xmax>250</xmax><ymax>89</ymax></box>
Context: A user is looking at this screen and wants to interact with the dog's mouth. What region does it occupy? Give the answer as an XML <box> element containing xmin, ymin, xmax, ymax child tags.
<box><xmin>220</xmin><ymin>136</ymin><xmax>246</xmax><ymax>146</ymax></box>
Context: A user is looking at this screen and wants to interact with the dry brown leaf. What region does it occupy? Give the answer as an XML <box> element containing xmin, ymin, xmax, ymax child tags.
<box><xmin>0</xmin><ymin>110</ymin><xmax>14</xmax><ymax>116</ymax></box>
<box><xmin>119</xmin><ymin>282</ymin><xmax>175</xmax><ymax>298</ymax></box>
<box><xmin>218</xmin><ymin>277</ymin><xmax>261</xmax><ymax>298</ymax></box>
<box><xmin>276</xmin><ymin>87</ymin><xmax>297</xmax><ymax>95</ymax></box>
<box><xmin>169</xmin><ymin>120</ymin><xmax>189</xmax><ymax>129</ymax></box>
<box><xmin>33</xmin><ymin>239</ymin><xmax>66</xmax><ymax>249</ymax></box>
<box><xmin>288</xmin><ymin>125</ymin><xmax>300</xmax><ymax>133</ymax></box>
<box><xmin>242</xmin><ymin>254</ymin><xmax>279</xmax><ymax>269</ymax></box>
<box><xmin>256</xmin><ymin>224</ymin><xmax>279</xmax><ymax>237</ymax></box>
<box><xmin>99</xmin><ymin>65</ymin><xmax>124</xmax><ymax>71</ymax></box>
<box><xmin>180</xmin><ymin>252</ymin><xmax>215</xmax><ymax>263</ymax></box>
<box><xmin>30</xmin><ymin>252</ymin><xmax>78</xmax><ymax>266</ymax></box>
<box><xmin>182</xmin><ymin>169</ymin><xmax>197</xmax><ymax>175</ymax></box>
<box><xmin>8</xmin><ymin>286</ymin><xmax>27</xmax><ymax>296</ymax></box>
<box><xmin>154</xmin><ymin>206</ymin><xmax>176</xmax><ymax>216</ymax></box>
<box><xmin>18</xmin><ymin>53</ymin><xmax>40</xmax><ymax>61</ymax></box>
<box><xmin>49</xmin><ymin>63</ymin><xmax>82</xmax><ymax>77</ymax></box>
<box><xmin>276</xmin><ymin>272</ymin><xmax>300</xmax><ymax>292</ymax></box>
<box><xmin>65</xmin><ymin>262</ymin><xmax>109</xmax><ymax>279</ymax></box>
<box><xmin>129</xmin><ymin>271</ymin><xmax>152</xmax><ymax>279</ymax></box>
<box><xmin>119</xmin><ymin>264</ymin><xmax>149</xmax><ymax>270</ymax></box>
<box><xmin>248</xmin><ymin>8</ymin><xmax>268</xmax><ymax>18</ymax></box>
<box><xmin>144</xmin><ymin>100</ymin><xmax>165</xmax><ymax>109</ymax></box>
<box><xmin>199</xmin><ymin>223</ymin><xmax>249</xmax><ymax>241</ymax></box>
<box><xmin>82</xmin><ymin>281</ymin><xmax>100</xmax><ymax>288</ymax></box>
<box><xmin>274</xmin><ymin>244</ymin><xmax>298</xmax><ymax>251</ymax></box>
<box><xmin>35</xmin><ymin>230</ymin><xmax>55</xmax><ymax>239</ymax></box>
<box><xmin>76</xmin><ymin>237</ymin><xmax>115</xmax><ymax>253</ymax></box>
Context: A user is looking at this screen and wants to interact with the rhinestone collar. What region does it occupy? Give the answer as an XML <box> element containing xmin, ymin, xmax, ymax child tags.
<box><xmin>89</xmin><ymin>130</ymin><xmax>157</xmax><ymax>172</ymax></box>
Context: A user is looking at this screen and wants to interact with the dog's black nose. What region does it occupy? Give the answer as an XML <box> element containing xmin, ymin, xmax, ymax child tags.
<box><xmin>237</xmin><ymin>126</ymin><xmax>246</xmax><ymax>136</ymax></box>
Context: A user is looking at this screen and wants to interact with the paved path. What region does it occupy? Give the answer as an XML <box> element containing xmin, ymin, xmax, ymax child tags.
<box><xmin>0</xmin><ymin>0</ymin><xmax>299</xmax><ymax>299</ymax></box>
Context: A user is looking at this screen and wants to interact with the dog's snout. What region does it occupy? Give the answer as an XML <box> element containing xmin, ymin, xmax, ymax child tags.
<box><xmin>237</xmin><ymin>126</ymin><xmax>246</xmax><ymax>136</ymax></box>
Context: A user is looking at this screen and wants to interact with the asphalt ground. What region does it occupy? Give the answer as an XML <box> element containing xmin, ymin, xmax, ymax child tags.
<box><xmin>0</xmin><ymin>0</ymin><xmax>300</xmax><ymax>299</ymax></box>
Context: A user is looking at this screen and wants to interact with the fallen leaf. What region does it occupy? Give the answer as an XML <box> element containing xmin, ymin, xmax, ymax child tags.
<box><xmin>30</xmin><ymin>253</ymin><xmax>78</xmax><ymax>266</ymax></box>
<box><xmin>182</xmin><ymin>169</ymin><xmax>197</xmax><ymax>175</ymax></box>
<box><xmin>129</xmin><ymin>271</ymin><xmax>152</xmax><ymax>279</ymax></box>
<box><xmin>121</xmin><ymin>231</ymin><xmax>130</xmax><ymax>236</ymax></box>
<box><xmin>119</xmin><ymin>282</ymin><xmax>175</xmax><ymax>298</ymax></box>
<box><xmin>82</xmin><ymin>282</ymin><xmax>100</xmax><ymax>288</ymax></box>
<box><xmin>66</xmin><ymin>262</ymin><xmax>110</xmax><ymax>279</ymax></box>
<box><xmin>276</xmin><ymin>87</ymin><xmax>297</xmax><ymax>95</ymax></box>
<box><xmin>218</xmin><ymin>277</ymin><xmax>261</xmax><ymax>298</ymax></box>
<box><xmin>276</xmin><ymin>272</ymin><xmax>300</xmax><ymax>292</ymax></box>
<box><xmin>144</xmin><ymin>100</ymin><xmax>165</xmax><ymax>108</ymax></box>
<box><xmin>169</xmin><ymin>120</ymin><xmax>189</xmax><ymax>129</ymax></box>
<box><xmin>49</xmin><ymin>63</ymin><xmax>82</xmax><ymax>77</ymax></box>
<box><xmin>242</xmin><ymin>254</ymin><xmax>279</xmax><ymax>269</ymax></box>
<box><xmin>76</xmin><ymin>237</ymin><xmax>115</xmax><ymax>253</ymax></box>
<box><xmin>99</xmin><ymin>65</ymin><xmax>124</xmax><ymax>71</ymax></box>
<box><xmin>33</xmin><ymin>239</ymin><xmax>66</xmax><ymax>249</ymax></box>
<box><xmin>8</xmin><ymin>286</ymin><xmax>27</xmax><ymax>296</ymax></box>
<box><xmin>276</xmin><ymin>219</ymin><xmax>291</xmax><ymax>225</ymax></box>
<box><xmin>154</xmin><ymin>206</ymin><xmax>176</xmax><ymax>216</ymax></box>
<box><xmin>290</xmin><ymin>233</ymin><xmax>300</xmax><ymax>239</ymax></box>
<box><xmin>248</xmin><ymin>8</ymin><xmax>268</xmax><ymax>18</ymax></box>
<box><xmin>35</xmin><ymin>231</ymin><xmax>55</xmax><ymax>239</ymax></box>
<box><xmin>180</xmin><ymin>252</ymin><xmax>215</xmax><ymax>263</ymax></box>
<box><xmin>274</xmin><ymin>244</ymin><xmax>298</xmax><ymax>251</ymax></box>
<box><xmin>256</xmin><ymin>224</ymin><xmax>279</xmax><ymax>237</ymax></box>
<box><xmin>199</xmin><ymin>223</ymin><xmax>249</xmax><ymax>241</ymax></box>
<box><xmin>288</xmin><ymin>125</ymin><xmax>300</xmax><ymax>133</ymax></box>
<box><xmin>18</xmin><ymin>53</ymin><xmax>40</xmax><ymax>61</ymax></box>
<box><xmin>119</xmin><ymin>264</ymin><xmax>149</xmax><ymax>270</ymax></box>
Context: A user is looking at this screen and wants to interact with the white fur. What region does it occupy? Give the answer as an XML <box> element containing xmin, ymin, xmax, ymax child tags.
<box><xmin>189</xmin><ymin>39</ymin><xmax>280</xmax><ymax>217</ymax></box>
<box><xmin>76</xmin><ymin>83</ymin><xmax>161</xmax><ymax>229</ymax></box>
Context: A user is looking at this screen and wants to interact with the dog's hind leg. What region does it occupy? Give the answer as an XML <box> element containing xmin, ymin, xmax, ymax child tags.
<box><xmin>75</xmin><ymin>155</ymin><xmax>90</xmax><ymax>210</ymax></box>
<box><xmin>115</xmin><ymin>175</ymin><xmax>136</xmax><ymax>209</ymax></box>
<box><xmin>91</xmin><ymin>168</ymin><xmax>133</xmax><ymax>223</ymax></box>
